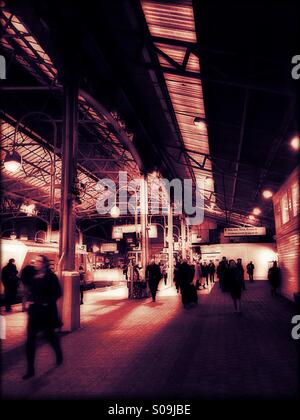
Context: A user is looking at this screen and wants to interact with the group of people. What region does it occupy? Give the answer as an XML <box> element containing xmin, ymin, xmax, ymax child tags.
<box><xmin>1</xmin><ymin>258</ymin><xmax>19</xmax><ymax>312</ymax></box>
<box><xmin>1</xmin><ymin>256</ymin><xmax>63</xmax><ymax>380</ymax></box>
<box><xmin>174</xmin><ymin>259</ymin><xmax>198</xmax><ymax>309</ymax></box>
<box><xmin>215</xmin><ymin>257</ymin><xmax>247</xmax><ymax>313</ymax></box>
<box><xmin>172</xmin><ymin>257</ymin><xmax>281</xmax><ymax>312</ymax></box>
<box><xmin>194</xmin><ymin>260</ymin><xmax>216</xmax><ymax>290</ymax></box>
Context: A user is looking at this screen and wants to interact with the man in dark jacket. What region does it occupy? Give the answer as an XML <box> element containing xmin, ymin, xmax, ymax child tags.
<box><xmin>1</xmin><ymin>259</ymin><xmax>19</xmax><ymax>312</ymax></box>
<box><xmin>201</xmin><ymin>262</ymin><xmax>209</xmax><ymax>287</ymax></box>
<box><xmin>146</xmin><ymin>259</ymin><xmax>162</xmax><ymax>302</ymax></box>
<box><xmin>218</xmin><ymin>257</ymin><xmax>228</xmax><ymax>291</ymax></box>
<box><xmin>208</xmin><ymin>260</ymin><xmax>216</xmax><ymax>284</ymax></box>
<box><xmin>268</xmin><ymin>261</ymin><xmax>281</xmax><ymax>296</ymax></box>
<box><xmin>23</xmin><ymin>255</ymin><xmax>63</xmax><ymax>380</ymax></box>
<box><xmin>177</xmin><ymin>260</ymin><xmax>197</xmax><ymax>308</ymax></box>
<box><xmin>246</xmin><ymin>261</ymin><xmax>255</xmax><ymax>282</ymax></box>
<box><xmin>237</xmin><ymin>258</ymin><xmax>246</xmax><ymax>290</ymax></box>
<box><xmin>20</xmin><ymin>260</ymin><xmax>36</xmax><ymax>311</ymax></box>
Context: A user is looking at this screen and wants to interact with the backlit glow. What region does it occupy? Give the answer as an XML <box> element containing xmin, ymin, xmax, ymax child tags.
<box><xmin>262</xmin><ymin>190</ymin><xmax>273</xmax><ymax>199</ymax></box>
<box><xmin>253</xmin><ymin>207</ymin><xmax>261</xmax><ymax>216</ymax></box>
<box><xmin>4</xmin><ymin>159</ymin><xmax>21</xmax><ymax>173</ymax></box>
<box><xmin>290</xmin><ymin>135</ymin><xmax>299</xmax><ymax>151</ymax></box>
<box><xmin>110</xmin><ymin>205</ymin><xmax>120</xmax><ymax>218</ymax></box>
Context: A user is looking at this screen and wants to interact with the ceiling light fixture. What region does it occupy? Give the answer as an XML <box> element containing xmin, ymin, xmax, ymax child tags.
<box><xmin>262</xmin><ymin>190</ymin><xmax>273</xmax><ymax>199</ymax></box>
<box><xmin>252</xmin><ymin>207</ymin><xmax>261</xmax><ymax>216</ymax></box>
<box><xmin>4</xmin><ymin>150</ymin><xmax>22</xmax><ymax>173</ymax></box>
<box><xmin>193</xmin><ymin>117</ymin><xmax>206</xmax><ymax>130</ymax></box>
<box><xmin>290</xmin><ymin>135</ymin><xmax>299</xmax><ymax>151</ymax></box>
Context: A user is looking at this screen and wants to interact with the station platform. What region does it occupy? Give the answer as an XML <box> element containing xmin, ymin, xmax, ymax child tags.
<box><xmin>1</xmin><ymin>281</ymin><xmax>297</xmax><ymax>400</ymax></box>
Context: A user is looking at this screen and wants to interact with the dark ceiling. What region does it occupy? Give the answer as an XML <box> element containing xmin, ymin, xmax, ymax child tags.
<box><xmin>1</xmin><ymin>0</ymin><xmax>299</xmax><ymax>232</ymax></box>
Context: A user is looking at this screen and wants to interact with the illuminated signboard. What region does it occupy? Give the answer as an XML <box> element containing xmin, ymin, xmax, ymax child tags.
<box><xmin>112</xmin><ymin>224</ymin><xmax>158</xmax><ymax>239</ymax></box>
<box><xmin>76</xmin><ymin>244</ymin><xmax>87</xmax><ymax>252</ymax></box>
<box><xmin>224</xmin><ymin>227</ymin><xmax>266</xmax><ymax>237</ymax></box>
<box><xmin>100</xmin><ymin>243</ymin><xmax>118</xmax><ymax>253</ymax></box>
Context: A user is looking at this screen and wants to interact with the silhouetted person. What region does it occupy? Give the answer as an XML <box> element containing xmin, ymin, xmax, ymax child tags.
<box><xmin>268</xmin><ymin>261</ymin><xmax>281</xmax><ymax>296</ymax></box>
<box><xmin>227</xmin><ymin>259</ymin><xmax>243</xmax><ymax>313</ymax></box>
<box><xmin>146</xmin><ymin>259</ymin><xmax>161</xmax><ymax>302</ymax></box>
<box><xmin>208</xmin><ymin>260</ymin><xmax>216</xmax><ymax>283</ymax></box>
<box><xmin>79</xmin><ymin>265</ymin><xmax>85</xmax><ymax>305</ymax></box>
<box><xmin>20</xmin><ymin>260</ymin><xmax>36</xmax><ymax>312</ymax></box>
<box><xmin>218</xmin><ymin>257</ymin><xmax>228</xmax><ymax>291</ymax></box>
<box><xmin>174</xmin><ymin>259</ymin><xmax>181</xmax><ymax>293</ymax></box>
<box><xmin>237</xmin><ymin>258</ymin><xmax>246</xmax><ymax>290</ymax></box>
<box><xmin>246</xmin><ymin>261</ymin><xmax>255</xmax><ymax>282</ymax></box>
<box><xmin>201</xmin><ymin>262</ymin><xmax>209</xmax><ymax>286</ymax></box>
<box><xmin>194</xmin><ymin>261</ymin><xmax>202</xmax><ymax>290</ymax></box>
<box><xmin>160</xmin><ymin>261</ymin><xmax>167</xmax><ymax>286</ymax></box>
<box><xmin>23</xmin><ymin>255</ymin><xmax>63</xmax><ymax>380</ymax></box>
<box><xmin>177</xmin><ymin>260</ymin><xmax>197</xmax><ymax>308</ymax></box>
<box><xmin>123</xmin><ymin>263</ymin><xmax>128</xmax><ymax>281</ymax></box>
<box><xmin>1</xmin><ymin>259</ymin><xmax>19</xmax><ymax>312</ymax></box>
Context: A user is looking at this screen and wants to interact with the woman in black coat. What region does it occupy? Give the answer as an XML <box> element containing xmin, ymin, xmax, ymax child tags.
<box><xmin>227</xmin><ymin>260</ymin><xmax>243</xmax><ymax>314</ymax></box>
<box><xmin>23</xmin><ymin>255</ymin><xmax>63</xmax><ymax>380</ymax></box>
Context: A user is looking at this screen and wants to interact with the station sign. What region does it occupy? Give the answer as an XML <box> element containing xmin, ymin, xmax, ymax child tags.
<box><xmin>224</xmin><ymin>227</ymin><xmax>266</xmax><ymax>237</ymax></box>
<box><xmin>76</xmin><ymin>244</ymin><xmax>87</xmax><ymax>252</ymax></box>
<box><xmin>100</xmin><ymin>243</ymin><xmax>118</xmax><ymax>253</ymax></box>
<box><xmin>112</xmin><ymin>224</ymin><xmax>158</xmax><ymax>239</ymax></box>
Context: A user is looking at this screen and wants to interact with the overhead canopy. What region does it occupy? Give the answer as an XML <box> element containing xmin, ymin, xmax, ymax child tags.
<box><xmin>0</xmin><ymin>0</ymin><xmax>299</xmax><ymax>229</ymax></box>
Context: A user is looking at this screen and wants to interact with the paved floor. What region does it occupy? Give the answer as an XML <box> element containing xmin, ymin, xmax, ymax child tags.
<box><xmin>1</xmin><ymin>281</ymin><xmax>298</xmax><ymax>400</ymax></box>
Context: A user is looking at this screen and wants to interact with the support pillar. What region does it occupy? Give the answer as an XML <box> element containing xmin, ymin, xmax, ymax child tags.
<box><xmin>167</xmin><ymin>201</ymin><xmax>174</xmax><ymax>285</ymax></box>
<box><xmin>181</xmin><ymin>216</ymin><xmax>187</xmax><ymax>260</ymax></box>
<box><xmin>59</xmin><ymin>82</ymin><xmax>80</xmax><ymax>331</ymax></box>
<box><xmin>140</xmin><ymin>174</ymin><xmax>149</xmax><ymax>278</ymax></box>
<box><xmin>128</xmin><ymin>174</ymin><xmax>149</xmax><ymax>299</ymax></box>
<box><xmin>186</xmin><ymin>225</ymin><xmax>191</xmax><ymax>260</ymax></box>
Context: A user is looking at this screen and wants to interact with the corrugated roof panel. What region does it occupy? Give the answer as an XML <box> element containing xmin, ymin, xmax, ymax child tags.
<box><xmin>141</xmin><ymin>0</ymin><xmax>215</xmax><ymax>200</ymax></box>
<box><xmin>142</xmin><ymin>1</ymin><xmax>196</xmax><ymax>42</ymax></box>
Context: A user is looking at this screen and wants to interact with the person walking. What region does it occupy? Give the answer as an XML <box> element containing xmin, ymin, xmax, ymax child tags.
<box><xmin>146</xmin><ymin>259</ymin><xmax>162</xmax><ymax>302</ymax></box>
<box><xmin>177</xmin><ymin>259</ymin><xmax>197</xmax><ymax>309</ymax></box>
<box><xmin>194</xmin><ymin>261</ymin><xmax>202</xmax><ymax>290</ymax></box>
<box><xmin>1</xmin><ymin>259</ymin><xmax>19</xmax><ymax>312</ymax></box>
<box><xmin>201</xmin><ymin>262</ymin><xmax>209</xmax><ymax>287</ymax></box>
<box><xmin>237</xmin><ymin>258</ymin><xmax>246</xmax><ymax>290</ymax></box>
<box><xmin>219</xmin><ymin>257</ymin><xmax>229</xmax><ymax>291</ymax></box>
<box><xmin>246</xmin><ymin>261</ymin><xmax>255</xmax><ymax>282</ymax></box>
<box><xmin>78</xmin><ymin>265</ymin><xmax>85</xmax><ymax>305</ymax></box>
<box><xmin>208</xmin><ymin>260</ymin><xmax>216</xmax><ymax>284</ymax></box>
<box><xmin>227</xmin><ymin>259</ymin><xmax>243</xmax><ymax>314</ymax></box>
<box><xmin>160</xmin><ymin>262</ymin><xmax>168</xmax><ymax>286</ymax></box>
<box><xmin>23</xmin><ymin>255</ymin><xmax>63</xmax><ymax>380</ymax></box>
<box><xmin>268</xmin><ymin>261</ymin><xmax>281</xmax><ymax>296</ymax></box>
<box><xmin>20</xmin><ymin>260</ymin><xmax>36</xmax><ymax>312</ymax></box>
<box><xmin>174</xmin><ymin>259</ymin><xmax>181</xmax><ymax>293</ymax></box>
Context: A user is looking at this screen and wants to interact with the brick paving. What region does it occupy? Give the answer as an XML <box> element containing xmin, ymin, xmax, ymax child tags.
<box><xmin>1</xmin><ymin>281</ymin><xmax>298</xmax><ymax>400</ymax></box>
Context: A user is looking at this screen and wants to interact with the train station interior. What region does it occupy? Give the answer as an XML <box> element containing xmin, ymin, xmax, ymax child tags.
<box><xmin>0</xmin><ymin>0</ymin><xmax>299</xmax><ymax>401</ymax></box>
